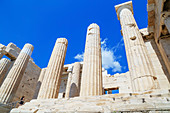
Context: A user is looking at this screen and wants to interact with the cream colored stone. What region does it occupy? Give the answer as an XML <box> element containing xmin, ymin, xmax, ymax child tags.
<box><xmin>0</xmin><ymin>44</ymin><xmax>6</xmax><ymax>59</ymax></box>
<box><xmin>65</xmin><ymin>62</ymin><xmax>81</xmax><ymax>98</ymax></box>
<box><xmin>144</xmin><ymin>39</ymin><xmax>170</xmax><ymax>89</ymax></box>
<box><xmin>0</xmin><ymin>58</ymin><xmax>11</xmax><ymax>86</ymax></box>
<box><xmin>37</xmin><ymin>38</ymin><xmax>68</xmax><ymax>99</ymax></box>
<box><xmin>70</xmin><ymin>62</ymin><xmax>81</xmax><ymax>97</ymax></box>
<box><xmin>65</xmin><ymin>67</ymin><xmax>72</xmax><ymax>98</ymax></box>
<box><xmin>5</xmin><ymin>43</ymin><xmax>21</xmax><ymax>60</ymax></box>
<box><xmin>12</xmin><ymin>59</ymin><xmax>41</xmax><ymax>104</ymax></box>
<box><xmin>0</xmin><ymin>43</ymin><xmax>34</xmax><ymax>103</ymax></box>
<box><xmin>32</xmin><ymin>68</ymin><xmax>46</xmax><ymax>99</ymax></box>
<box><xmin>115</xmin><ymin>1</ymin><xmax>156</xmax><ymax>92</ymax></box>
<box><xmin>80</xmin><ymin>23</ymin><xmax>103</xmax><ymax>96</ymax></box>
<box><xmin>10</xmin><ymin>90</ymin><xmax>170</xmax><ymax>113</ymax></box>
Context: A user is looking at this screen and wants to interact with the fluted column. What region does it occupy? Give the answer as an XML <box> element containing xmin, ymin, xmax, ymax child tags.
<box><xmin>0</xmin><ymin>44</ymin><xmax>6</xmax><ymax>59</ymax></box>
<box><xmin>115</xmin><ymin>1</ymin><xmax>155</xmax><ymax>92</ymax></box>
<box><xmin>0</xmin><ymin>58</ymin><xmax>11</xmax><ymax>85</ymax></box>
<box><xmin>80</xmin><ymin>23</ymin><xmax>103</xmax><ymax>97</ymax></box>
<box><xmin>65</xmin><ymin>72</ymin><xmax>72</xmax><ymax>98</ymax></box>
<box><xmin>33</xmin><ymin>68</ymin><xmax>46</xmax><ymax>99</ymax></box>
<box><xmin>0</xmin><ymin>52</ymin><xmax>4</xmax><ymax>60</ymax></box>
<box><xmin>65</xmin><ymin>62</ymin><xmax>81</xmax><ymax>98</ymax></box>
<box><xmin>70</xmin><ymin>62</ymin><xmax>81</xmax><ymax>97</ymax></box>
<box><xmin>37</xmin><ymin>38</ymin><xmax>68</xmax><ymax>99</ymax></box>
<box><xmin>0</xmin><ymin>44</ymin><xmax>34</xmax><ymax>103</ymax></box>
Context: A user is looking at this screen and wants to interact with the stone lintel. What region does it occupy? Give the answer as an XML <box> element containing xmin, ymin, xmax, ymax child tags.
<box><xmin>140</xmin><ymin>28</ymin><xmax>149</xmax><ymax>37</ymax></box>
<box><xmin>115</xmin><ymin>1</ymin><xmax>133</xmax><ymax>20</ymax></box>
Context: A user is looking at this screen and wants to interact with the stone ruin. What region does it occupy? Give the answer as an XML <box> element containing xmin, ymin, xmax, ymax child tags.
<box><xmin>0</xmin><ymin>0</ymin><xmax>170</xmax><ymax>112</ymax></box>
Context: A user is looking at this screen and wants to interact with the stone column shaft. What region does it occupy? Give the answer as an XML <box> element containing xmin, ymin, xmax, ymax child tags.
<box><xmin>80</xmin><ymin>23</ymin><xmax>103</xmax><ymax>97</ymax></box>
<box><xmin>70</xmin><ymin>62</ymin><xmax>81</xmax><ymax>97</ymax></box>
<box><xmin>65</xmin><ymin>62</ymin><xmax>81</xmax><ymax>98</ymax></box>
<box><xmin>37</xmin><ymin>38</ymin><xmax>68</xmax><ymax>99</ymax></box>
<box><xmin>65</xmin><ymin>72</ymin><xmax>72</xmax><ymax>98</ymax></box>
<box><xmin>0</xmin><ymin>58</ymin><xmax>11</xmax><ymax>86</ymax></box>
<box><xmin>115</xmin><ymin>1</ymin><xmax>155</xmax><ymax>92</ymax></box>
<box><xmin>33</xmin><ymin>68</ymin><xmax>46</xmax><ymax>99</ymax></box>
<box><xmin>0</xmin><ymin>44</ymin><xmax>6</xmax><ymax>59</ymax></box>
<box><xmin>0</xmin><ymin>44</ymin><xmax>34</xmax><ymax>103</ymax></box>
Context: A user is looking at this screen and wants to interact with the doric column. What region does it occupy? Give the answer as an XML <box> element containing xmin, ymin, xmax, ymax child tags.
<box><xmin>37</xmin><ymin>38</ymin><xmax>68</xmax><ymax>99</ymax></box>
<box><xmin>80</xmin><ymin>23</ymin><xmax>103</xmax><ymax>97</ymax></box>
<box><xmin>0</xmin><ymin>58</ymin><xmax>11</xmax><ymax>85</ymax></box>
<box><xmin>33</xmin><ymin>68</ymin><xmax>46</xmax><ymax>99</ymax></box>
<box><xmin>0</xmin><ymin>44</ymin><xmax>34</xmax><ymax>103</ymax></box>
<box><xmin>65</xmin><ymin>62</ymin><xmax>81</xmax><ymax>98</ymax></box>
<box><xmin>0</xmin><ymin>44</ymin><xmax>6</xmax><ymax>59</ymax></box>
<box><xmin>70</xmin><ymin>62</ymin><xmax>81</xmax><ymax>97</ymax></box>
<box><xmin>65</xmin><ymin>71</ymin><xmax>72</xmax><ymax>98</ymax></box>
<box><xmin>115</xmin><ymin>1</ymin><xmax>155</xmax><ymax>92</ymax></box>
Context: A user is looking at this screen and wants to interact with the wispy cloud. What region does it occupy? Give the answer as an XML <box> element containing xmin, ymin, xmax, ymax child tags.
<box><xmin>74</xmin><ymin>38</ymin><xmax>123</xmax><ymax>72</ymax></box>
<box><xmin>112</xmin><ymin>38</ymin><xmax>124</xmax><ymax>52</ymax></box>
<box><xmin>101</xmin><ymin>38</ymin><xmax>122</xmax><ymax>72</ymax></box>
<box><xmin>74</xmin><ymin>53</ymin><xmax>84</xmax><ymax>61</ymax></box>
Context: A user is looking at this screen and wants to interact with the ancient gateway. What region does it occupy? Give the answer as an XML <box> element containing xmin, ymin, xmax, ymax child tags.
<box><xmin>0</xmin><ymin>1</ymin><xmax>170</xmax><ymax>112</ymax></box>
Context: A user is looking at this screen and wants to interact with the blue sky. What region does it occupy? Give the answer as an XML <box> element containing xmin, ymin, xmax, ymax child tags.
<box><xmin>0</xmin><ymin>0</ymin><xmax>148</xmax><ymax>75</ymax></box>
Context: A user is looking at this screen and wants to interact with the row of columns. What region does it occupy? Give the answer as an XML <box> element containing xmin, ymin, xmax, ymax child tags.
<box><xmin>0</xmin><ymin>44</ymin><xmax>34</xmax><ymax>103</ymax></box>
<box><xmin>0</xmin><ymin>1</ymin><xmax>157</xmax><ymax>102</ymax></box>
<box><xmin>0</xmin><ymin>32</ymin><xmax>102</xmax><ymax>103</ymax></box>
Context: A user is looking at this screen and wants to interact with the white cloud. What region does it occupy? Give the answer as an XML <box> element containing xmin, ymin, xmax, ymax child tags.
<box><xmin>74</xmin><ymin>53</ymin><xmax>84</xmax><ymax>61</ymax></box>
<box><xmin>101</xmin><ymin>40</ymin><xmax>122</xmax><ymax>72</ymax></box>
<box><xmin>74</xmin><ymin>38</ymin><xmax>123</xmax><ymax>73</ymax></box>
<box><xmin>112</xmin><ymin>38</ymin><xmax>124</xmax><ymax>52</ymax></box>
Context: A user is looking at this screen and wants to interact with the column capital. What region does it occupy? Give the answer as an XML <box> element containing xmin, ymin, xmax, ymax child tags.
<box><xmin>115</xmin><ymin>1</ymin><xmax>133</xmax><ymax>20</ymax></box>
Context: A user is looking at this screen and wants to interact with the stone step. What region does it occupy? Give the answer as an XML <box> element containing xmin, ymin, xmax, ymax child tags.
<box><xmin>10</xmin><ymin>92</ymin><xmax>170</xmax><ymax>113</ymax></box>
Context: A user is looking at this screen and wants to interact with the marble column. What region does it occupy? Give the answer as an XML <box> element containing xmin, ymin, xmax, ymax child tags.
<box><xmin>37</xmin><ymin>38</ymin><xmax>68</xmax><ymax>99</ymax></box>
<box><xmin>65</xmin><ymin>62</ymin><xmax>81</xmax><ymax>98</ymax></box>
<box><xmin>0</xmin><ymin>58</ymin><xmax>11</xmax><ymax>85</ymax></box>
<box><xmin>70</xmin><ymin>62</ymin><xmax>81</xmax><ymax>97</ymax></box>
<box><xmin>0</xmin><ymin>44</ymin><xmax>6</xmax><ymax>59</ymax></box>
<box><xmin>0</xmin><ymin>52</ymin><xmax>4</xmax><ymax>60</ymax></box>
<box><xmin>65</xmin><ymin>71</ymin><xmax>72</xmax><ymax>98</ymax></box>
<box><xmin>80</xmin><ymin>23</ymin><xmax>103</xmax><ymax>97</ymax></box>
<box><xmin>0</xmin><ymin>43</ymin><xmax>34</xmax><ymax>103</ymax></box>
<box><xmin>33</xmin><ymin>68</ymin><xmax>46</xmax><ymax>99</ymax></box>
<box><xmin>115</xmin><ymin>1</ymin><xmax>155</xmax><ymax>92</ymax></box>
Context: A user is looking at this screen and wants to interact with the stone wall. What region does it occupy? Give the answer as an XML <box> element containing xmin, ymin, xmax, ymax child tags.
<box><xmin>13</xmin><ymin>60</ymin><xmax>41</xmax><ymax>103</ymax></box>
<box><xmin>0</xmin><ymin>43</ymin><xmax>41</xmax><ymax>103</ymax></box>
<box><xmin>147</xmin><ymin>0</ymin><xmax>170</xmax><ymax>75</ymax></box>
<box><xmin>103</xmin><ymin>72</ymin><xmax>132</xmax><ymax>93</ymax></box>
<box><xmin>144</xmin><ymin>38</ymin><xmax>170</xmax><ymax>89</ymax></box>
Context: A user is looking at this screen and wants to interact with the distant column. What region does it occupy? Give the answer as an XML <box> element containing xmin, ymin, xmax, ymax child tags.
<box><xmin>0</xmin><ymin>44</ymin><xmax>34</xmax><ymax>103</ymax></box>
<box><xmin>70</xmin><ymin>62</ymin><xmax>81</xmax><ymax>97</ymax></box>
<box><xmin>37</xmin><ymin>38</ymin><xmax>68</xmax><ymax>99</ymax></box>
<box><xmin>0</xmin><ymin>58</ymin><xmax>11</xmax><ymax>85</ymax></box>
<box><xmin>33</xmin><ymin>68</ymin><xmax>46</xmax><ymax>99</ymax></box>
<box><xmin>115</xmin><ymin>1</ymin><xmax>155</xmax><ymax>92</ymax></box>
<box><xmin>65</xmin><ymin>62</ymin><xmax>81</xmax><ymax>98</ymax></box>
<box><xmin>65</xmin><ymin>72</ymin><xmax>72</xmax><ymax>98</ymax></box>
<box><xmin>0</xmin><ymin>52</ymin><xmax>4</xmax><ymax>60</ymax></box>
<box><xmin>80</xmin><ymin>23</ymin><xmax>103</xmax><ymax>97</ymax></box>
<box><xmin>0</xmin><ymin>44</ymin><xmax>6</xmax><ymax>59</ymax></box>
